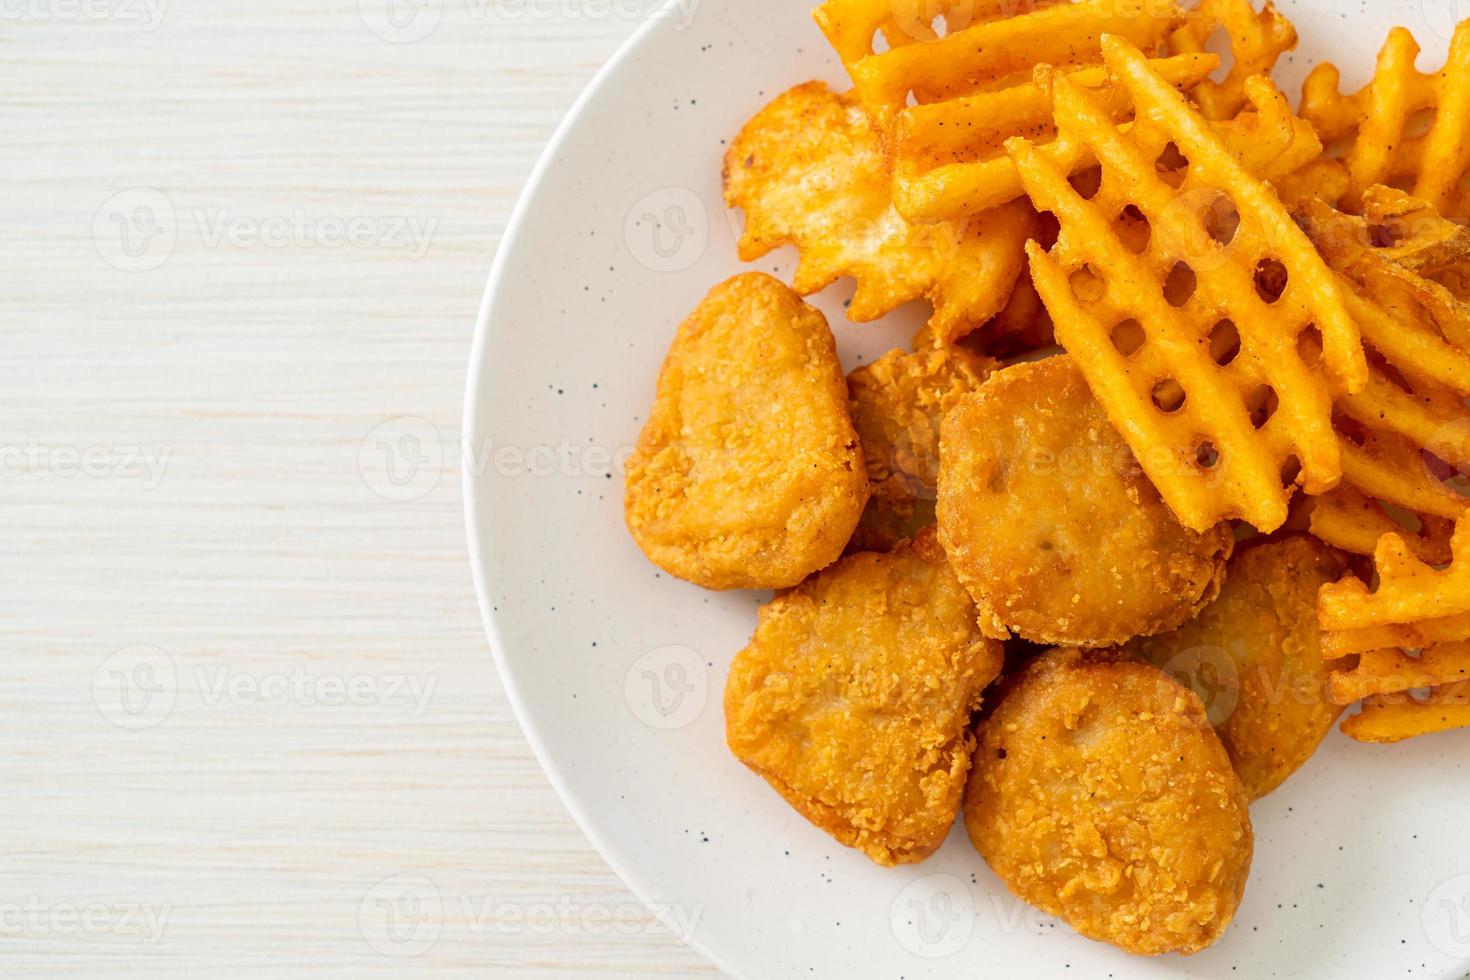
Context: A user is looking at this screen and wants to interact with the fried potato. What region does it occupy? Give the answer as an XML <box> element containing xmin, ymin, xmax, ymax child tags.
<box><xmin>846</xmin><ymin>346</ymin><xmax>996</xmax><ymax>553</ymax></box>
<box><xmin>624</xmin><ymin>273</ymin><xmax>867</xmax><ymax>590</ymax></box>
<box><xmin>1130</xmin><ymin>536</ymin><xmax>1350</xmax><ymax>799</ymax></box>
<box><xmin>964</xmin><ymin>647</ymin><xmax>1253</xmax><ymax>955</ymax></box>
<box><xmin>1014</xmin><ymin>37</ymin><xmax>1366</xmax><ymax>535</ymax></box>
<box><xmin>937</xmin><ymin>356</ymin><xmax>1233</xmax><ymax>647</ymax></box>
<box><xmin>722</xmin><ymin>81</ymin><xmax>1036</xmax><ymax>344</ymax></box>
<box><xmin>724</xmin><ymin>531</ymin><xmax>1005</xmax><ymax>865</ymax></box>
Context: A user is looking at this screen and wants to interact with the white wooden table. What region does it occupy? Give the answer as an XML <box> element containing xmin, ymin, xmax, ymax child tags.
<box><xmin>2</xmin><ymin>2</ymin><xmax>716</xmax><ymax>974</ymax></box>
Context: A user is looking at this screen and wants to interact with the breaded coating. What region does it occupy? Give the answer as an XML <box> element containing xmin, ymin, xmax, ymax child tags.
<box><xmin>846</xmin><ymin>346</ymin><xmax>996</xmax><ymax>553</ymax></box>
<box><xmin>937</xmin><ymin>356</ymin><xmax>1233</xmax><ymax>646</ymax></box>
<box><xmin>965</xmin><ymin>648</ymin><xmax>1253</xmax><ymax>956</ymax></box>
<box><xmin>724</xmin><ymin>531</ymin><xmax>1005</xmax><ymax>865</ymax></box>
<box><xmin>624</xmin><ymin>273</ymin><xmax>868</xmax><ymax>590</ymax></box>
<box><xmin>1131</xmin><ymin>536</ymin><xmax>1349</xmax><ymax>799</ymax></box>
<box><xmin>722</xmin><ymin>81</ymin><xmax>1035</xmax><ymax>343</ymax></box>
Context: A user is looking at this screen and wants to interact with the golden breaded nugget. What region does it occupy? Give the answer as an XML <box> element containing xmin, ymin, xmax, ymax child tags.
<box><xmin>624</xmin><ymin>273</ymin><xmax>867</xmax><ymax>590</ymax></box>
<box><xmin>722</xmin><ymin>81</ymin><xmax>1036</xmax><ymax>344</ymax></box>
<box><xmin>1012</xmin><ymin>37</ymin><xmax>1367</xmax><ymax>535</ymax></box>
<box><xmin>1131</xmin><ymin>536</ymin><xmax>1350</xmax><ymax>799</ymax></box>
<box><xmin>965</xmin><ymin>647</ymin><xmax>1253</xmax><ymax>956</ymax></box>
<box><xmin>937</xmin><ymin>356</ymin><xmax>1233</xmax><ymax>647</ymax></box>
<box><xmin>846</xmin><ymin>346</ymin><xmax>996</xmax><ymax>553</ymax></box>
<box><xmin>724</xmin><ymin>531</ymin><xmax>1005</xmax><ymax>865</ymax></box>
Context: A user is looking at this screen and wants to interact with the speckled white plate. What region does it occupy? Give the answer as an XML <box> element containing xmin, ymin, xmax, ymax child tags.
<box><xmin>465</xmin><ymin>2</ymin><xmax>1470</xmax><ymax>976</ymax></box>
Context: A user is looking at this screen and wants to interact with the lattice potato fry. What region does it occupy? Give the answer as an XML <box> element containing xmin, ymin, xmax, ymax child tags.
<box><xmin>890</xmin><ymin>0</ymin><xmax>1304</xmax><ymax>223</ymax></box>
<box><xmin>1300</xmin><ymin>20</ymin><xmax>1470</xmax><ymax>218</ymax></box>
<box><xmin>892</xmin><ymin>53</ymin><xmax>1218</xmax><ymax>223</ymax></box>
<box><xmin>812</xmin><ymin>0</ymin><xmax>1067</xmax><ymax>71</ymax></box>
<box><xmin>723</xmin><ymin>82</ymin><xmax>1036</xmax><ymax>342</ymax></box>
<box><xmin>1358</xmin><ymin>186</ymin><xmax>1470</xmax><ymax>300</ymax></box>
<box><xmin>1309</xmin><ymin>484</ymin><xmax>1455</xmax><ymax>565</ymax></box>
<box><xmin>1165</xmin><ymin>0</ymin><xmax>1297</xmax><ymax>121</ymax></box>
<box><xmin>1340</xmin><ymin>683</ymin><xmax>1470</xmax><ymax>743</ymax></box>
<box><xmin>1290</xmin><ymin>195</ymin><xmax>1470</xmax><ymax>557</ymax></box>
<box><xmin>1320</xmin><ymin>514</ymin><xmax>1470</xmax><ymax>633</ymax></box>
<box><xmin>1011</xmin><ymin>36</ymin><xmax>1365</xmax><ymax>533</ymax></box>
<box><xmin>1330</xmin><ymin>640</ymin><xmax>1470</xmax><ymax>704</ymax></box>
<box><xmin>823</xmin><ymin>0</ymin><xmax>1182</xmax><ymax>132</ymax></box>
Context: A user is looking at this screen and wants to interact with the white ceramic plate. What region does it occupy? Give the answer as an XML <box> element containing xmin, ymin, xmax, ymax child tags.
<box><xmin>465</xmin><ymin>2</ymin><xmax>1470</xmax><ymax>976</ymax></box>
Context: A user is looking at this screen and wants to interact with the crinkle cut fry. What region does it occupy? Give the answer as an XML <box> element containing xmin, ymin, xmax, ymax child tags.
<box><xmin>840</xmin><ymin>0</ymin><xmax>1182</xmax><ymax>130</ymax></box>
<box><xmin>1011</xmin><ymin>37</ymin><xmax>1364</xmax><ymax>533</ymax></box>
<box><xmin>1320</xmin><ymin>515</ymin><xmax>1470</xmax><ymax>632</ymax></box>
<box><xmin>1166</xmin><ymin>0</ymin><xmax>1297</xmax><ymax>121</ymax></box>
<box><xmin>1300</xmin><ymin>21</ymin><xmax>1470</xmax><ymax>218</ymax></box>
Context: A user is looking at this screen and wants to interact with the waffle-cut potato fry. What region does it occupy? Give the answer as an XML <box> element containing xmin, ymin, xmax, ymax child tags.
<box><xmin>891</xmin><ymin>0</ymin><xmax>1308</xmax><ymax>224</ymax></box>
<box><xmin>847</xmin><ymin>346</ymin><xmax>996</xmax><ymax>553</ymax></box>
<box><xmin>818</xmin><ymin>0</ymin><xmax>1182</xmax><ymax>131</ymax></box>
<box><xmin>1166</xmin><ymin>0</ymin><xmax>1297</xmax><ymax>121</ymax></box>
<box><xmin>1356</xmin><ymin>186</ymin><xmax>1470</xmax><ymax>306</ymax></box>
<box><xmin>1319</xmin><ymin>514</ymin><xmax>1470</xmax><ymax>634</ymax></box>
<box><xmin>892</xmin><ymin>51</ymin><xmax>1328</xmax><ymax>224</ymax></box>
<box><xmin>1273</xmin><ymin>156</ymin><xmax>1351</xmax><ymax>209</ymax></box>
<box><xmin>1011</xmin><ymin>37</ymin><xmax>1366</xmax><ymax>534</ymax></box>
<box><xmin>724</xmin><ymin>82</ymin><xmax>1036</xmax><ymax>343</ymax></box>
<box><xmin>1300</xmin><ymin>20</ymin><xmax>1470</xmax><ymax>218</ymax></box>
<box><xmin>812</xmin><ymin>0</ymin><xmax>1066</xmax><ymax>72</ymax></box>
<box><xmin>892</xmin><ymin>54</ymin><xmax>1216</xmax><ymax>224</ymax></box>
<box><xmin>1291</xmin><ymin>195</ymin><xmax>1470</xmax><ymax>554</ymax></box>
<box><xmin>1340</xmin><ymin>682</ymin><xmax>1470</xmax><ymax>743</ymax></box>
<box><xmin>1330</xmin><ymin>640</ymin><xmax>1470</xmax><ymax>704</ymax></box>
<box><xmin>623</xmin><ymin>273</ymin><xmax>868</xmax><ymax>590</ymax></box>
<box><xmin>1322</xmin><ymin>609</ymin><xmax>1470</xmax><ymax>661</ymax></box>
<box><xmin>724</xmin><ymin>530</ymin><xmax>1005</xmax><ymax>866</ymax></box>
<box><xmin>1309</xmin><ymin>485</ymin><xmax>1455</xmax><ymax>565</ymax></box>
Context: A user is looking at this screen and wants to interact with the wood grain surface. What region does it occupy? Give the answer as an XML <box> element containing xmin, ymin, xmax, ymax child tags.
<box><xmin>2</xmin><ymin>2</ymin><xmax>718</xmax><ymax>974</ymax></box>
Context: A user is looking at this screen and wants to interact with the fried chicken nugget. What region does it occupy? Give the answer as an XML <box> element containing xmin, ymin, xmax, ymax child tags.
<box><xmin>847</xmin><ymin>346</ymin><xmax>997</xmax><ymax>553</ymax></box>
<box><xmin>724</xmin><ymin>530</ymin><xmax>1005</xmax><ymax>865</ymax></box>
<box><xmin>625</xmin><ymin>273</ymin><xmax>868</xmax><ymax>590</ymax></box>
<box><xmin>936</xmin><ymin>356</ymin><xmax>1233</xmax><ymax>646</ymax></box>
<box><xmin>965</xmin><ymin>647</ymin><xmax>1253</xmax><ymax>956</ymax></box>
<box><xmin>1131</xmin><ymin>536</ymin><xmax>1350</xmax><ymax>799</ymax></box>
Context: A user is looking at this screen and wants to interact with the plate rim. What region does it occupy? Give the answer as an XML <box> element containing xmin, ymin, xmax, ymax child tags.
<box><xmin>461</xmin><ymin>5</ymin><xmax>745</xmax><ymax>976</ymax></box>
